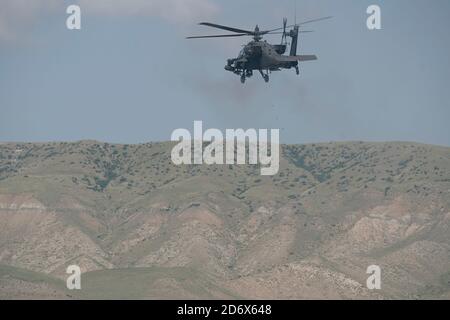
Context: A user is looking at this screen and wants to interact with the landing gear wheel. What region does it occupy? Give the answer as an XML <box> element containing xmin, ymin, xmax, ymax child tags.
<box><xmin>240</xmin><ymin>74</ymin><xmax>246</xmax><ymax>84</ymax></box>
<box><xmin>264</xmin><ymin>74</ymin><xmax>269</xmax><ymax>83</ymax></box>
<box><xmin>295</xmin><ymin>66</ymin><xmax>300</xmax><ymax>75</ymax></box>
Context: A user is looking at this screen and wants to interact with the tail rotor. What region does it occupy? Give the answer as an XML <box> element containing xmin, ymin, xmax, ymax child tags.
<box><xmin>281</xmin><ymin>17</ymin><xmax>288</xmax><ymax>45</ymax></box>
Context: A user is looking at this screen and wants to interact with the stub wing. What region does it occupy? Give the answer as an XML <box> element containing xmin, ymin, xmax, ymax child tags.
<box><xmin>281</xmin><ymin>55</ymin><xmax>317</xmax><ymax>62</ymax></box>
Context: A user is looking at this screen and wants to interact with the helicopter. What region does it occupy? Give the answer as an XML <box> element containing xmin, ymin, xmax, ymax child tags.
<box><xmin>187</xmin><ymin>16</ymin><xmax>332</xmax><ymax>83</ymax></box>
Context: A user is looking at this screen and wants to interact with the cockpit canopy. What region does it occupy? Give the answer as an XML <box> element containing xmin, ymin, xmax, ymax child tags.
<box><xmin>238</xmin><ymin>42</ymin><xmax>263</xmax><ymax>59</ymax></box>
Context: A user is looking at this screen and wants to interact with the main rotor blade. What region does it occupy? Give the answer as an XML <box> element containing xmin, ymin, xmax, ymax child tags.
<box><xmin>266</xmin><ymin>31</ymin><xmax>314</xmax><ymax>35</ymax></box>
<box><xmin>186</xmin><ymin>33</ymin><xmax>249</xmax><ymax>39</ymax></box>
<box><xmin>263</xmin><ymin>16</ymin><xmax>332</xmax><ymax>33</ymax></box>
<box><xmin>297</xmin><ymin>16</ymin><xmax>333</xmax><ymax>26</ymax></box>
<box><xmin>199</xmin><ymin>22</ymin><xmax>254</xmax><ymax>35</ymax></box>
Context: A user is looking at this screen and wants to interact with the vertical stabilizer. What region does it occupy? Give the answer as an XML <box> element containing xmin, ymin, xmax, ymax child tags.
<box><xmin>289</xmin><ymin>25</ymin><xmax>299</xmax><ymax>56</ymax></box>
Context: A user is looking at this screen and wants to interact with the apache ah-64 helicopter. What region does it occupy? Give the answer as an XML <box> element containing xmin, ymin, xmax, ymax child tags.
<box><xmin>187</xmin><ymin>16</ymin><xmax>332</xmax><ymax>83</ymax></box>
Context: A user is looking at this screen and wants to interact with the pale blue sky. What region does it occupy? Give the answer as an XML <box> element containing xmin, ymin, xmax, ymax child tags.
<box><xmin>1</xmin><ymin>0</ymin><xmax>450</xmax><ymax>145</ymax></box>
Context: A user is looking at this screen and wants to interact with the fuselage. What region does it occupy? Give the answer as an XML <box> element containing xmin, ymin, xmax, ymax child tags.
<box><xmin>228</xmin><ymin>40</ymin><xmax>297</xmax><ymax>71</ymax></box>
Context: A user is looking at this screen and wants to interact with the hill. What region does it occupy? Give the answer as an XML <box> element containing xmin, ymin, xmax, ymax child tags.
<box><xmin>0</xmin><ymin>141</ymin><xmax>449</xmax><ymax>299</ymax></box>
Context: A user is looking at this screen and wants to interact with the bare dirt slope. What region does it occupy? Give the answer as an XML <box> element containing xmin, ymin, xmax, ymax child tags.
<box><xmin>0</xmin><ymin>141</ymin><xmax>449</xmax><ymax>299</ymax></box>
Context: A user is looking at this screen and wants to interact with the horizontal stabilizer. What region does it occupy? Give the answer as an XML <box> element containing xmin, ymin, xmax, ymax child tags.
<box><xmin>283</xmin><ymin>55</ymin><xmax>317</xmax><ymax>62</ymax></box>
<box><xmin>296</xmin><ymin>55</ymin><xmax>317</xmax><ymax>61</ymax></box>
